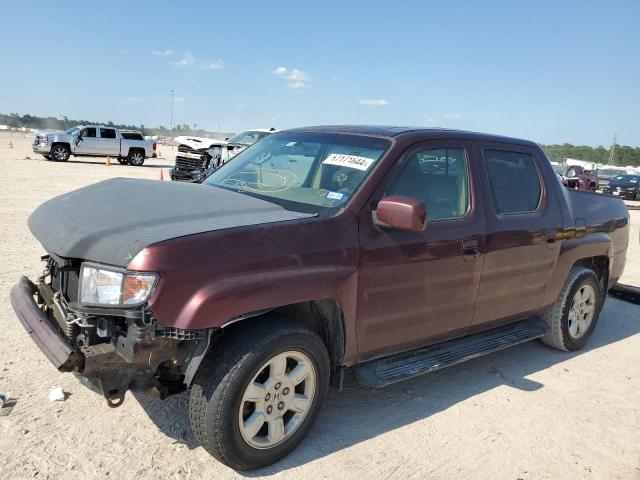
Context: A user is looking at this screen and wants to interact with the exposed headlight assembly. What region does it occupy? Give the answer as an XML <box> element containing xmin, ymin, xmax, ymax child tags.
<box><xmin>79</xmin><ymin>263</ymin><xmax>158</xmax><ymax>307</ymax></box>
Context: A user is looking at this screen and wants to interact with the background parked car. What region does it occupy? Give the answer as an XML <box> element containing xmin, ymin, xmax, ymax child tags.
<box><xmin>601</xmin><ymin>174</ymin><xmax>640</xmax><ymax>200</ymax></box>
<box><xmin>597</xmin><ymin>167</ymin><xmax>630</xmax><ymax>189</ymax></box>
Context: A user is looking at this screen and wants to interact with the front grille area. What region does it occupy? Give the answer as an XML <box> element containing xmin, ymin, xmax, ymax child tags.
<box><xmin>175</xmin><ymin>155</ymin><xmax>208</xmax><ymax>171</ymax></box>
<box><xmin>51</xmin><ymin>264</ymin><xmax>80</xmax><ymax>303</ymax></box>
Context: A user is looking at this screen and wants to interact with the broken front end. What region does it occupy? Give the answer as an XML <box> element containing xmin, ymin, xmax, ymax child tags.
<box><xmin>10</xmin><ymin>255</ymin><xmax>211</xmax><ymax>407</ymax></box>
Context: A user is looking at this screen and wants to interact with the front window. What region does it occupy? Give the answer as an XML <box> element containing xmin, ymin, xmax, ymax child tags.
<box><xmin>66</xmin><ymin>126</ymin><xmax>81</xmax><ymax>135</ymax></box>
<box><xmin>227</xmin><ymin>130</ymin><xmax>271</xmax><ymax>146</ymax></box>
<box><xmin>385</xmin><ymin>147</ymin><xmax>470</xmax><ymax>221</ymax></box>
<box><xmin>204</xmin><ymin>132</ymin><xmax>391</xmax><ymax>215</ymax></box>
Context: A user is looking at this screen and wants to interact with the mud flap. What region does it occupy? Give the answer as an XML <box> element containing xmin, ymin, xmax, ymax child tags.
<box><xmin>609</xmin><ymin>283</ymin><xmax>640</xmax><ymax>305</ymax></box>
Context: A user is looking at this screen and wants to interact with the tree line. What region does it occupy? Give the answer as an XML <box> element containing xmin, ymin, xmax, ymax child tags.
<box><xmin>1</xmin><ymin>112</ymin><xmax>638</xmax><ymax>166</ymax></box>
<box><xmin>540</xmin><ymin>143</ymin><xmax>639</xmax><ymax>167</ymax></box>
<box><xmin>0</xmin><ymin>113</ymin><xmax>231</xmax><ymax>140</ymax></box>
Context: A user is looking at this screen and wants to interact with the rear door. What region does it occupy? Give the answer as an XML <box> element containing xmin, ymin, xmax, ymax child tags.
<box><xmin>356</xmin><ymin>140</ymin><xmax>485</xmax><ymax>360</ymax></box>
<box><xmin>99</xmin><ymin>128</ymin><xmax>120</xmax><ymax>156</ymax></box>
<box><xmin>472</xmin><ymin>142</ymin><xmax>562</xmax><ymax>327</ymax></box>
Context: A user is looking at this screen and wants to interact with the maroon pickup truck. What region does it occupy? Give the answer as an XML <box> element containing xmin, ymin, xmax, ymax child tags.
<box><xmin>563</xmin><ymin>164</ymin><xmax>599</xmax><ymax>191</ymax></box>
<box><xmin>11</xmin><ymin>126</ymin><xmax>629</xmax><ymax>470</ymax></box>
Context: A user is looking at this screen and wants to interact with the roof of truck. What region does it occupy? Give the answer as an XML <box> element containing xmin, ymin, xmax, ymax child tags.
<box><xmin>284</xmin><ymin>125</ymin><xmax>538</xmax><ymax>146</ymax></box>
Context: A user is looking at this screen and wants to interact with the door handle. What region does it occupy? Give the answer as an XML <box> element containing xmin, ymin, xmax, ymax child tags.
<box><xmin>544</xmin><ymin>230</ymin><xmax>556</xmax><ymax>248</ymax></box>
<box><xmin>461</xmin><ymin>238</ymin><xmax>479</xmax><ymax>259</ymax></box>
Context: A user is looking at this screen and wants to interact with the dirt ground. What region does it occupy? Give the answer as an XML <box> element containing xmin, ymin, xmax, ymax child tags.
<box><xmin>0</xmin><ymin>132</ymin><xmax>639</xmax><ymax>480</ymax></box>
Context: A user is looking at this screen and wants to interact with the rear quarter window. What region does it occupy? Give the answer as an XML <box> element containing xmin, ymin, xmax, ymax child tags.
<box><xmin>121</xmin><ymin>132</ymin><xmax>143</xmax><ymax>140</ymax></box>
<box><xmin>483</xmin><ymin>149</ymin><xmax>542</xmax><ymax>214</ymax></box>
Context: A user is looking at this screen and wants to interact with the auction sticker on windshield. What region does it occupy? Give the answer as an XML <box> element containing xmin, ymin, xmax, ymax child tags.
<box><xmin>323</xmin><ymin>153</ymin><xmax>375</xmax><ymax>171</ymax></box>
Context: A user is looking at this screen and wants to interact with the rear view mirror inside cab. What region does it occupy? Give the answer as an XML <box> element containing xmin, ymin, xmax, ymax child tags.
<box><xmin>373</xmin><ymin>195</ymin><xmax>427</xmax><ymax>232</ymax></box>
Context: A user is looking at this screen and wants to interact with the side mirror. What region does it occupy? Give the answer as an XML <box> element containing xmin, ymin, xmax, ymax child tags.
<box><xmin>374</xmin><ymin>195</ymin><xmax>426</xmax><ymax>232</ymax></box>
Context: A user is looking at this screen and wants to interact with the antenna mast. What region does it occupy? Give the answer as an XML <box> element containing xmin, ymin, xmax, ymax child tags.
<box><xmin>608</xmin><ymin>133</ymin><xmax>617</xmax><ymax>165</ymax></box>
<box><xmin>169</xmin><ymin>89</ymin><xmax>175</xmax><ymax>138</ymax></box>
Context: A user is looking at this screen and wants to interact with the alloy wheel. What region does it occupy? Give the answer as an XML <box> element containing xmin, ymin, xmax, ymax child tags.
<box><xmin>568</xmin><ymin>284</ymin><xmax>596</xmax><ymax>340</ymax></box>
<box><xmin>52</xmin><ymin>146</ymin><xmax>69</xmax><ymax>161</ymax></box>
<box><xmin>238</xmin><ymin>350</ymin><xmax>316</xmax><ymax>449</ymax></box>
<box><xmin>130</xmin><ymin>152</ymin><xmax>144</xmax><ymax>166</ymax></box>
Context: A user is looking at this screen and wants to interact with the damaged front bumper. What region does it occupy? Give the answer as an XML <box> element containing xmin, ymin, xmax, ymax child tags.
<box><xmin>10</xmin><ymin>273</ymin><xmax>205</xmax><ymax>407</ymax></box>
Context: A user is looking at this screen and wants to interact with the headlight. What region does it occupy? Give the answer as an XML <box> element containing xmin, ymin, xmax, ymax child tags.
<box><xmin>79</xmin><ymin>264</ymin><xmax>158</xmax><ymax>306</ymax></box>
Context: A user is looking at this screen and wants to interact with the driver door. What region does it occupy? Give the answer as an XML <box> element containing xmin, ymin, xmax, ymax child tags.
<box><xmin>74</xmin><ymin>127</ymin><xmax>98</xmax><ymax>154</ymax></box>
<box><xmin>356</xmin><ymin>141</ymin><xmax>485</xmax><ymax>361</ymax></box>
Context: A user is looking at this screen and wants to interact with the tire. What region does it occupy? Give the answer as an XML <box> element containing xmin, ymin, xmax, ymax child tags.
<box><xmin>540</xmin><ymin>266</ymin><xmax>603</xmax><ymax>351</ymax></box>
<box><xmin>189</xmin><ymin>320</ymin><xmax>330</xmax><ymax>471</ymax></box>
<box><xmin>127</xmin><ymin>149</ymin><xmax>145</xmax><ymax>166</ymax></box>
<box><xmin>635</xmin><ymin>190</ymin><xmax>640</xmax><ymax>201</ymax></box>
<box><xmin>50</xmin><ymin>144</ymin><xmax>70</xmax><ymax>162</ymax></box>
<box><xmin>117</xmin><ymin>157</ymin><xmax>128</xmax><ymax>165</ymax></box>
<box><xmin>589</xmin><ymin>183</ymin><xmax>597</xmax><ymax>191</ymax></box>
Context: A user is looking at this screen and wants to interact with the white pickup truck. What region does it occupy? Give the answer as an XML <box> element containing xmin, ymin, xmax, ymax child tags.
<box><xmin>33</xmin><ymin>125</ymin><xmax>156</xmax><ymax>165</ymax></box>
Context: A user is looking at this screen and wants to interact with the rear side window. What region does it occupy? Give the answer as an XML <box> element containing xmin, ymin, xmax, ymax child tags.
<box><xmin>483</xmin><ymin>149</ymin><xmax>541</xmax><ymax>214</ymax></box>
<box><xmin>121</xmin><ymin>132</ymin><xmax>143</xmax><ymax>140</ymax></box>
<box><xmin>100</xmin><ymin>128</ymin><xmax>116</xmax><ymax>139</ymax></box>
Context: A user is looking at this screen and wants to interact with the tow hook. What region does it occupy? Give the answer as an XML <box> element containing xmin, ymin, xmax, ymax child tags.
<box><xmin>106</xmin><ymin>394</ymin><xmax>125</xmax><ymax>408</ymax></box>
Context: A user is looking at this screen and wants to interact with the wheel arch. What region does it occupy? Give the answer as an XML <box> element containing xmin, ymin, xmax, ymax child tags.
<box><xmin>182</xmin><ymin>299</ymin><xmax>347</xmax><ymax>388</ymax></box>
<box><xmin>221</xmin><ymin>299</ymin><xmax>346</xmax><ymax>371</ymax></box>
<box><xmin>542</xmin><ymin>232</ymin><xmax>613</xmax><ymax>307</ymax></box>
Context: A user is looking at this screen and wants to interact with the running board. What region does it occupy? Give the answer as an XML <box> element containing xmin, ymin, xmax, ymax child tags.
<box><xmin>355</xmin><ymin>319</ymin><xmax>549</xmax><ymax>388</ymax></box>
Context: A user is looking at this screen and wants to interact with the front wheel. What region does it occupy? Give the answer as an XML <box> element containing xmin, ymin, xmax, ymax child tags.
<box><xmin>51</xmin><ymin>144</ymin><xmax>70</xmax><ymax>162</ymax></box>
<box><xmin>127</xmin><ymin>149</ymin><xmax>145</xmax><ymax>166</ymax></box>
<box><xmin>541</xmin><ymin>266</ymin><xmax>602</xmax><ymax>351</ymax></box>
<box><xmin>189</xmin><ymin>320</ymin><xmax>330</xmax><ymax>471</ymax></box>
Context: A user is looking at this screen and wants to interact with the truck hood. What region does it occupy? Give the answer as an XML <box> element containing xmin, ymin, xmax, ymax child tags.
<box><xmin>28</xmin><ymin>178</ymin><xmax>314</xmax><ymax>267</ymax></box>
<box><xmin>36</xmin><ymin>129</ymin><xmax>65</xmax><ymax>136</ymax></box>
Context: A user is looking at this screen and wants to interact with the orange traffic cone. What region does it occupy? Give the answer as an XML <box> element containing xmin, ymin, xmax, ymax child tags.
<box><xmin>106</xmin><ymin>155</ymin><xmax>111</xmax><ymax>166</ymax></box>
<box><xmin>159</xmin><ymin>169</ymin><xmax>164</xmax><ymax>181</ymax></box>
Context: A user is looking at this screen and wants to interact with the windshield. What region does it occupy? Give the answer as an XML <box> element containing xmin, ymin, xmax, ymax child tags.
<box><xmin>612</xmin><ymin>175</ymin><xmax>640</xmax><ymax>183</ymax></box>
<box><xmin>227</xmin><ymin>130</ymin><xmax>271</xmax><ymax>146</ymax></box>
<box><xmin>552</xmin><ymin>165</ymin><xmax>566</xmax><ymax>176</ymax></box>
<box><xmin>204</xmin><ymin>131</ymin><xmax>391</xmax><ymax>215</ymax></box>
<box><xmin>566</xmin><ymin>167</ymin><xmax>578</xmax><ymax>178</ymax></box>
<box><xmin>66</xmin><ymin>126</ymin><xmax>81</xmax><ymax>135</ymax></box>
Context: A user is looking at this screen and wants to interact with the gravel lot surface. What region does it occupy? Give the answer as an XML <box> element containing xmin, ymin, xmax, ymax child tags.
<box><xmin>0</xmin><ymin>132</ymin><xmax>639</xmax><ymax>480</ymax></box>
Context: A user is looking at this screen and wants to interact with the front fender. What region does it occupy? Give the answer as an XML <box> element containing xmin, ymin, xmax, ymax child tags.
<box><xmin>172</xmin><ymin>265</ymin><xmax>357</xmax><ymax>330</ymax></box>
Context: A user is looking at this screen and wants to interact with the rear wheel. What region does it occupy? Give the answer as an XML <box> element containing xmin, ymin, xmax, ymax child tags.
<box><xmin>127</xmin><ymin>149</ymin><xmax>145</xmax><ymax>166</ymax></box>
<box><xmin>51</xmin><ymin>144</ymin><xmax>70</xmax><ymax>162</ymax></box>
<box><xmin>541</xmin><ymin>266</ymin><xmax>602</xmax><ymax>351</ymax></box>
<box><xmin>189</xmin><ymin>320</ymin><xmax>330</xmax><ymax>471</ymax></box>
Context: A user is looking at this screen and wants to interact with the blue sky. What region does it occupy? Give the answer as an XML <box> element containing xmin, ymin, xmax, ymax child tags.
<box><xmin>1</xmin><ymin>0</ymin><xmax>638</xmax><ymax>146</ymax></box>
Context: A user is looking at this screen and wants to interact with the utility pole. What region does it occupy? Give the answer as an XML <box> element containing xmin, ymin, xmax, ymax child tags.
<box><xmin>169</xmin><ymin>89</ymin><xmax>175</xmax><ymax>139</ymax></box>
<box><xmin>608</xmin><ymin>133</ymin><xmax>617</xmax><ymax>165</ymax></box>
